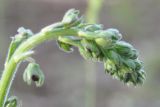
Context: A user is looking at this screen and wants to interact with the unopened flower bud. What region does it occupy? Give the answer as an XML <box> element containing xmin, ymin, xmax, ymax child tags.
<box><xmin>134</xmin><ymin>60</ymin><xmax>143</xmax><ymax>71</ymax></box>
<box><xmin>115</xmin><ymin>41</ymin><xmax>138</xmax><ymax>59</ymax></box>
<box><xmin>23</xmin><ymin>63</ymin><xmax>45</xmax><ymax>87</ymax></box>
<box><xmin>15</xmin><ymin>27</ymin><xmax>33</xmax><ymax>41</ymax></box>
<box><xmin>104</xmin><ymin>59</ymin><xmax>117</xmax><ymax>76</ymax></box>
<box><xmin>62</xmin><ymin>9</ymin><xmax>79</xmax><ymax>25</ymax></box>
<box><xmin>106</xmin><ymin>50</ymin><xmax>121</xmax><ymax>66</ymax></box>
<box><xmin>95</xmin><ymin>29</ymin><xmax>121</xmax><ymax>49</ymax></box>
<box><xmin>123</xmin><ymin>59</ymin><xmax>136</xmax><ymax>70</ymax></box>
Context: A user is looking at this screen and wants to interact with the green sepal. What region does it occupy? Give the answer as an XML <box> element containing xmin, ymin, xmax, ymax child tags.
<box><xmin>81</xmin><ymin>39</ymin><xmax>100</xmax><ymax>55</ymax></box>
<box><xmin>134</xmin><ymin>59</ymin><xmax>143</xmax><ymax>71</ymax></box>
<box><xmin>57</xmin><ymin>40</ymin><xmax>73</xmax><ymax>53</ymax></box>
<box><xmin>79</xmin><ymin>46</ymin><xmax>92</xmax><ymax>60</ymax></box>
<box><xmin>80</xmin><ymin>39</ymin><xmax>102</xmax><ymax>61</ymax></box>
<box><xmin>41</xmin><ymin>22</ymin><xmax>64</xmax><ymax>32</ymax></box>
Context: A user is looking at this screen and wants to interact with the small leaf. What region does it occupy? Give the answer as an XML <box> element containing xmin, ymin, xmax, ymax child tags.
<box><xmin>115</xmin><ymin>41</ymin><xmax>138</xmax><ymax>59</ymax></box>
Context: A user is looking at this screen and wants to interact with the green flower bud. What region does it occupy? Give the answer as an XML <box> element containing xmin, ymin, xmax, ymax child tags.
<box><xmin>123</xmin><ymin>70</ymin><xmax>145</xmax><ymax>85</ymax></box>
<box><xmin>81</xmin><ymin>39</ymin><xmax>100</xmax><ymax>55</ymax></box>
<box><xmin>15</xmin><ymin>27</ymin><xmax>33</xmax><ymax>41</ymax></box>
<box><xmin>17</xmin><ymin>27</ymin><xmax>33</xmax><ymax>35</ymax></box>
<box><xmin>62</xmin><ymin>9</ymin><xmax>79</xmax><ymax>25</ymax></box>
<box><xmin>130</xmin><ymin>49</ymin><xmax>139</xmax><ymax>59</ymax></box>
<box><xmin>79</xmin><ymin>39</ymin><xmax>103</xmax><ymax>61</ymax></box>
<box><xmin>5</xmin><ymin>96</ymin><xmax>17</xmax><ymax>107</ymax></box>
<box><xmin>136</xmin><ymin>70</ymin><xmax>146</xmax><ymax>84</ymax></box>
<box><xmin>123</xmin><ymin>59</ymin><xmax>136</xmax><ymax>70</ymax></box>
<box><xmin>106</xmin><ymin>28</ymin><xmax>122</xmax><ymax>41</ymax></box>
<box><xmin>95</xmin><ymin>29</ymin><xmax>121</xmax><ymax>49</ymax></box>
<box><xmin>106</xmin><ymin>50</ymin><xmax>121</xmax><ymax>66</ymax></box>
<box><xmin>57</xmin><ymin>40</ymin><xmax>73</xmax><ymax>53</ymax></box>
<box><xmin>79</xmin><ymin>47</ymin><xmax>93</xmax><ymax>60</ymax></box>
<box><xmin>104</xmin><ymin>59</ymin><xmax>117</xmax><ymax>76</ymax></box>
<box><xmin>115</xmin><ymin>41</ymin><xmax>138</xmax><ymax>59</ymax></box>
<box><xmin>134</xmin><ymin>59</ymin><xmax>143</xmax><ymax>71</ymax></box>
<box><xmin>95</xmin><ymin>37</ymin><xmax>113</xmax><ymax>49</ymax></box>
<box><xmin>84</xmin><ymin>24</ymin><xmax>103</xmax><ymax>32</ymax></box>
<box><xmin>23</xmin><ymin>63</ymin><xmax>45</xmax><ymax>87</ymax></box>
<box><xmin>104</xmin><ymin>59</ymin><xmax>145</xmax><ymax>85</ymax></box>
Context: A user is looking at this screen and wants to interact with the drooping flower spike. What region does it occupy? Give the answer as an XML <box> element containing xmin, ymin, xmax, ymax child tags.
<box><xmin>56</xmin><ymin>9</ymin><xmax>145</xmax><ymax>85</ymax></box>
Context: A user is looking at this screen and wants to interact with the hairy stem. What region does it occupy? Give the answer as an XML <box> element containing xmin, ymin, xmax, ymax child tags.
<box><xmin>0</xmin><ymin>28</ymin><xmax>78</xmax><ymax>107</ymax></box>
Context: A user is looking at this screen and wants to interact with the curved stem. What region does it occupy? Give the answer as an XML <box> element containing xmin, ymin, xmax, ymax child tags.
<box><xmin>0</xmin><ymin>28</ymin><xmax>78</xmax><ymax>107</ymax></box>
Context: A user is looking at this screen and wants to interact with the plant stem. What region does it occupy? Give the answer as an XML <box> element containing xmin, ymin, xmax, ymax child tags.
<box><xmin>86</xmin><ymin>0</ymin><xmax>104</xmax><ymax>23</ymax></box>
<box><xmin>85</xmin><ymin>0</ymin><xmax>104</xmax><ymax>107</ymax></box>
<box><xmin>0</xmin><ymin>28</ymin><xmax>78</xmax><ymax>107</ymax></box>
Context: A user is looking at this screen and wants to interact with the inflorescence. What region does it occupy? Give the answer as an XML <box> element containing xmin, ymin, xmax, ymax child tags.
<box><xmin>0</xmin><ymin>9</ymin><xmax>145</xmax><ymax>107</ymax></box>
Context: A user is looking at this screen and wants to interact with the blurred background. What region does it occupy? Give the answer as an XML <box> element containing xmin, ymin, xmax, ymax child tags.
<box><xmin>0</xmin><ymin>0</ymin><xmax>159</xmax><ymax>107</ymax></box>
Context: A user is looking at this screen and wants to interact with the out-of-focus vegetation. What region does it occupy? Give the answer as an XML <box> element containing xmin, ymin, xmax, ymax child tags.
<box><xmin>0</xmin><ymin>0</ymin><xmax>159</xmax><ymax>107</ymax></box>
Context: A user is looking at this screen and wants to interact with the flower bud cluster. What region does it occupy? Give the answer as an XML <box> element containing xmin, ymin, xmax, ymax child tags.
<box><xmin>104</xmin><ymin>41</ymin><xmax>145</xmax><ymax>85</ymax></box>
<box><xmin>56</xmin><ymin>9</ymin><xmax>145</xmax><ymax>85</ymax></box>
